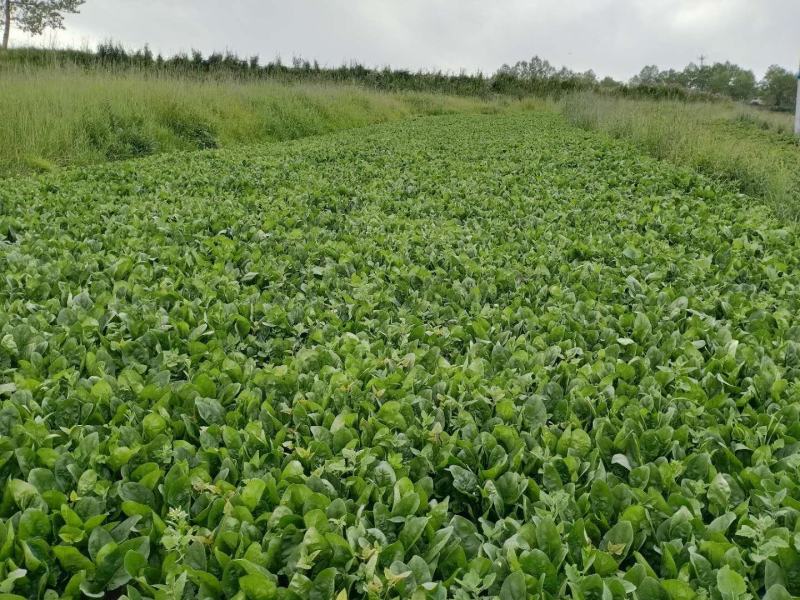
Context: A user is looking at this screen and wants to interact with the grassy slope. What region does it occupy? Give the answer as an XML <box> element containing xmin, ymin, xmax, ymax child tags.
<box><xmin>560</xmin><ymin>93</ymin><xmax>800</xmax><ymax>219</ymax></box>
<box><xmin>2</xmin><ymin>112</ymin><xmax>800</xmax><ymax>597</ymax></box>
<box><xmin>0</xmin><ymin>67</ymin><xmax>513</xmax><ymax>177</ymax></box>
<box><xmin>4</xmin><ymin>63</ymin><xmax>799</xmax><ymax>222</ymax></box>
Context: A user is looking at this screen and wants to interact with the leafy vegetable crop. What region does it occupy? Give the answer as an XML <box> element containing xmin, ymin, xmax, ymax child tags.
<box><xmin>1</xmin><ymin>113</ymin><xmax>799</xmax><ymax>599</ymax></box>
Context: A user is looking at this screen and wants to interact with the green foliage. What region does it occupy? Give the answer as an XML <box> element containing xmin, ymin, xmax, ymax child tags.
<box><xmin>560</xmin><ymin>92</ymin><xmax>800</xmax><ymax>220</ymax></box>
<box><xmin>631</xmin><ymin>62</ymin><xmax>760</xmax><ymax>102</ymax></box>
<box><xmin>4</xmin><ymin>45</ymin><xmax>794</xmax><ymax>184</ymax></box>
<box><xmin>1</xmin><ymin>111</ymin><xmax>799</xmax><ymax>599</ymax></box>
<box><xmin>156</xmin><ymin>103</ymin><xmax>218</xmax><ymax>150</ymax></box>
<box><xmin>1</xmin><ymin>0</ymin><xmax>86</xmax><ymax>49</ymax></box>
<box><xmin>760</xmin><ymin>66</ymin><xmax>798</xmax><ymax>112</ymax></box>
<box><xmin>82</xmin><ymin>107</ymin><xmax>158</xmax><ymax>161</ymax></box>
<box><xmin>0</xmin><ymin>69</ymin><xmax>501</xmax><ymax>177</ymax></box>
<box><xmin>3</xmin><ymin>45</ymin><xmax>783</xmax><ymax>106</ymax></box>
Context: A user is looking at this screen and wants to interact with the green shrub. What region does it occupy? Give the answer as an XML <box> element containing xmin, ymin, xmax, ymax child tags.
<box><xmin>560</xmin><ymin>92</ymin><xmax>800</xmax><ymax>219</ymax></box>
<box><xmin>158</xmin><ymin>103</ymin><xmax>218</xmax><ymax>149</ymax></box>
<box><xmin>82</xmin><ymin>107</ymin><xmax>158</xmax><ymax>160</ymax></box>
<box><xmin>0</xmin><ymin>69</ymin><xmax>500</xmax><ymax>176</ymax></box>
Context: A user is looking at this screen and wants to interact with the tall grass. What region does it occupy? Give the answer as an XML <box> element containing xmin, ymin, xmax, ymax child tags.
<box><xmin>0</xmin><ymin>66</ymin><xmax>499</xmax><ymax>177</ymax></box>
<box><xmin>1</xmin><ymin>46</ymin><xmax>595</xmax><ymax>100</ymax></box>
<box><xmin>2</xmin><ymin>46</ymin><xmax>727</xmax><ymax>103</ymax></box>
<box><xmin>4</xmin><ymin>61</ymin><xmax>798</xmax><ymax>223</ymax></box>
<box><xmin>560</xmin><ymin>93</ymin><xmax>800</xmax><ymax>219</ymax></box>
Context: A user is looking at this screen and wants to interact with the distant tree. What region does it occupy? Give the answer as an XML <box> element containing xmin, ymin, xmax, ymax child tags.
<box><xmin>499</xmin><ymin>55</ymin><xmax>557</xmax><ymax>80</ymax></box>
<box><xmin>760</xmin><ymin>65</ymin><xmax>797</xmax><ymax>110</ymax></box>
<box><xmin>656</xmin><ymin>68</ymin><xmax>686</xmax><ymax>87</ymax></box>
<box><xmin>527</xmin><ymin>56</ymin><xmax>557</xmax><ymax>79</ymax></box>
<box><xmin>630</xmin><ymin>65</ymin><xmax>661</xmax><ymax>86</ymax></box>
<box><xmin>626</xmin><ymin>61</ymin><xmax>758</xmax><ymax>102</ymax></box>
<box><xmin>2</xmin><ymin>0</ymin><xmax>86</xmax><ymax>49</ymax></box>
<box><xmin>577</xmin><ymin>69</ymin><xmax>597</xmax><ymax>85</ymax></box>
<box><xmin>684</xmin><ymin>63</ymin><xmax>711</xmax><ymax>91</ymax></box>
<box><xmin>599</xmin><ymin>76</ymin><xmax>621</xmax><ymax>88</ymax></box>
<box><xmin>695</xmin><ymin>62</ymin><xmax>756</xmax><ymax>99</ymax></box>
<box><xmin>553</xmin><ymin>65</ymin><xmax>574</xmax><ymax>81</ymax></box>
<box><xmin>729</xmin><ymin>68</ymin><xmax>757</xmax><ymax>100</ymax></box>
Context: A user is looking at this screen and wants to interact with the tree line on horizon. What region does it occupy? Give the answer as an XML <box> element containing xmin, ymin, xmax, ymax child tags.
<box><xmin>1</xmin><ymin>1</ymin><xmax>796</xmax><ymax>110</ymax></box>
<box><xmin>499</xmin><ymin>56</ymin><xmax>798</xmax><ymax>111</ymax></box>
<box><xmin>629</xmin><ymin>61</ymin><xmax>797</xmax><ymax>111</ymax></box>
<box><xmin>2</xmin><ymin>42</ymin><xmax>797</xmax><ymax>111</ymax></box>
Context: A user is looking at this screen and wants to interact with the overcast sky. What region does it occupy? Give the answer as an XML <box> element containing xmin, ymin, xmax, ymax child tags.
<box><xmin>16</xmin><ymin>0</ymin><xmax>800</xmax><ymax>81</ymax></box>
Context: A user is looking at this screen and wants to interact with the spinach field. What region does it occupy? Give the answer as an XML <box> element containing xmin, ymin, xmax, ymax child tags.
<box><xmin>1</xmin><ymin>113</ymin><xmax>799</xmax><ymax>599</ymax></box>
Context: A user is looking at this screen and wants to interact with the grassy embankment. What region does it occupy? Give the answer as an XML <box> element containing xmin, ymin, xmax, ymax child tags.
<box><xmin>560</xmin><ymin>93</ymin><xmax>800</xmax><ymax>220</ymax></box>
<box><xmin>0</xmin><ymin>65</ymin><xmax>512</xmax><ymax>177</ymax></box>
<box><xmin>2</xmin><ymin>55</ymin><xmax>799</xmax><ymax>221</ymax></box>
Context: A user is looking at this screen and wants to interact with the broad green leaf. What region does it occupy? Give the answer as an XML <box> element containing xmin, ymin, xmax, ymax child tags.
<box><xmin>499</xmin><ymin>571</ymin><xmax>526</xmax><ymax>600</ymax></box>
<box><xmin>53</xmin><ymin>546</ymin><xmax>95</xmax><ymax>573</ymax></box>
<box><xmin>717</xmin><ymin>565</ymin><xmax>746</xmax><ymax>598</ymax></box>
